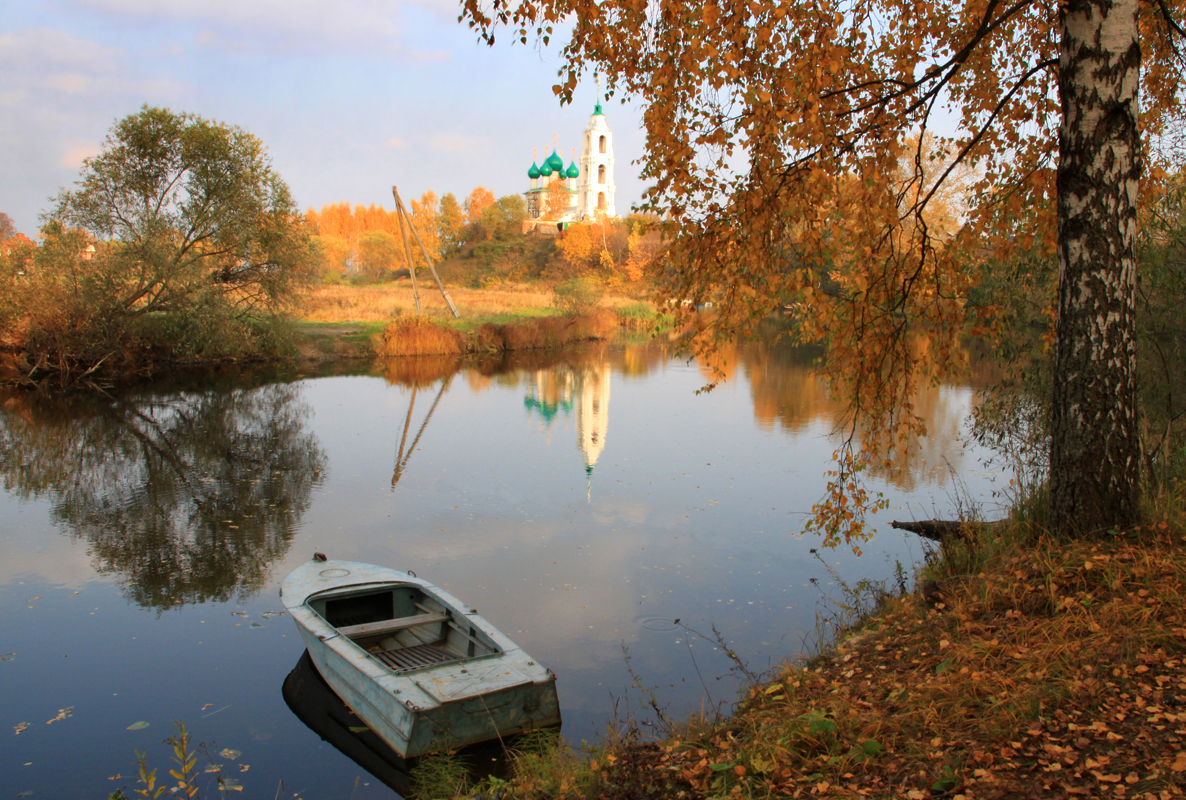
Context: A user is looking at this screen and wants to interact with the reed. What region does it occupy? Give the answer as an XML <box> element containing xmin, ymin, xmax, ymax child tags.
<box><xmin>373</xmin><ymin>317</ymin><xmax>466</xmax><ymax>357</ymax></box>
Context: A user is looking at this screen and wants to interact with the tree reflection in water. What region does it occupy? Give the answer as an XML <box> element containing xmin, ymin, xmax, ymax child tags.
<box><xmin>0</xmin><ymin>382</ymin><xmax>326</xmax><ymax>609</ymax></box>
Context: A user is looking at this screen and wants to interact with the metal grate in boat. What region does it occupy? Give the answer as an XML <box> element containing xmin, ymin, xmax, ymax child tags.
<box><xmin>373</xmin><ymin>643</ymin><xmax>462</xmax><ymax>673</ymax></box>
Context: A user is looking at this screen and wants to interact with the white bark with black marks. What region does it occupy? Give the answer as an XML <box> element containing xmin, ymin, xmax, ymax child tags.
<box><xmin>1051</xmin><ymin>0</ymin><xmax>1142</xmax><ymax>533</ymax></box>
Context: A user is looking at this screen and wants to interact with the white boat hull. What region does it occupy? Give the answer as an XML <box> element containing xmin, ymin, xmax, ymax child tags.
<box><xmin>281</xmin><ymin>558</ymin><xmax>561</xmax><ymax>758</ymax></box>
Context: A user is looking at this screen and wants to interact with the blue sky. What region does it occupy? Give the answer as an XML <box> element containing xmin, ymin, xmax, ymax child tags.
<box><xmin>1</xmin><ymin>0</ymin><xmax>647</xmax><ymax>237</ymax></box>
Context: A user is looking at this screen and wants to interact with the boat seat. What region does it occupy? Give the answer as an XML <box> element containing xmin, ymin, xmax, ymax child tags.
<box><xmin>372</xmin><ymin>642</ymin><xmax>463</xmax><ymax>673</ymax></box>
<box><xmin>336</xmin><ymin>612</ymin><xmax>449</xmax><ymax>639</ymax></box>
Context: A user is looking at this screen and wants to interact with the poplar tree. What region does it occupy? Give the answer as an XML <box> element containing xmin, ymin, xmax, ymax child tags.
<box><xmin>438</xmin><ymin>193</ymin><xmax>466</xmax><ymax>255</ymax></box>
<box><xmin>461</xmin><ymin>0</ymin><xmax>1186</xmax><ymax>538</ymax></box>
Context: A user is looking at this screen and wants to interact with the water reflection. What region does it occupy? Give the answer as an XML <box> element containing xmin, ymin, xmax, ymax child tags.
<box><xmin>446</xmin><ymin>334</ymin><xmax>982</xmax><ymax>494</ymax></box>
<box><xmin>283</xmin><ymin>651</ymin><xmax>414</xmax><ymax>795</ymax></box>
<box><xmin>0</xmin><ymin>382</ymin><xmax>326</xmax><ymax>609</ymax></box>
<box><xmin>283</xmin><ymin>651</ymin><xmax>525</xmax><ymax>797</ymax></box>
<box><xmin>525</xmin><ymin>359</ymin><xmax>611</xmax><ymax>484</ymax></box>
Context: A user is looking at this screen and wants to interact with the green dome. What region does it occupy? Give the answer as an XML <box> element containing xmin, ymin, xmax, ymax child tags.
<box><xmin>545</xmin><ymin>149</ymin><xmax>565</xmax><ymax>172</ymax></box>
<box><xmin>539</xmin><ymin>161</ymin><xmax>554</xmax><ymax>177</ymax></box>
<box><xmin>528</xmin><ymin>161</ymin><xmax>541</xmax><ymax>179</ymax></box>
<box><xmin>566</xmin><ymin>160</ymin><xmax>580</xmax><ymax>179</ymax></box>
<box><xmin>594</xmin><ymin>102</ymin><xmax>604</xmax><ymax>116</ymax></box>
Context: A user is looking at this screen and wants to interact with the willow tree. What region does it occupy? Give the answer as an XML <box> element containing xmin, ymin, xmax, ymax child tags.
<box><xmin>462</xmin><ymin>0</ymin><xmax>1186</xmax><ymax>539</ymax></box>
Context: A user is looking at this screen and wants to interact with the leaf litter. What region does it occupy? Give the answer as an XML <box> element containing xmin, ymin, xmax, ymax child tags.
<box><xmin>504</xmin><ymin>525</ymin><xmax>1186</xmax><ymax>799</ymax></box>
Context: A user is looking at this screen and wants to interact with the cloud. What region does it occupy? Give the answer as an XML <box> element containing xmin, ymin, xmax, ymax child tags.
<box><xmin>0</xmin><ymin>28</ymin><xmax>184</xmax><ymax>234</ymax></box>
<box><xmin>60</xmin><ymin>143</ymin><xmax>102</xmax><ymax>169</ymax></box>
<box><xmin>429</xmin><ymin>133</ymin><xmax>488</xmax><ymax>154</ymax></box>
<box><xmin>0</xmin><ymin>28</ymin><xmax>180</xmax><ymax>103</ymax></box>
<box><xmin>0</xmin><ymin>27</ymin><xmax>122</xmax><ymax>76</ymax></box>
<box><xmin>387</xmin><ymin>136</ymin><xmax>408</xmax><ymax>150</ymax></box>
<box><xmin>70</xmin><ymin>0</ymin><xmax>454</xmax><ymax>55</ymax></box>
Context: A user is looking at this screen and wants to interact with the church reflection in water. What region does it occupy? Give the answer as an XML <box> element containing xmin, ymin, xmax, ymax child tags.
<box><xmin>524</xmin><ymin>359</ymin><xmax>611</xmax><ymax>499</ymax></box>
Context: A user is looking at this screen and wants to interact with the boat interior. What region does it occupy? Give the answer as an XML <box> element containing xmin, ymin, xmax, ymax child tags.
<box><xmin>308</xmin><ymin>584</ymin><xmax>500</xmax><ymax>673</ymax></box>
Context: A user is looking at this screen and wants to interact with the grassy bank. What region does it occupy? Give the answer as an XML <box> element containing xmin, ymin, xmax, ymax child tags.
<box><xmin>372</xmin><ymin>311</ymin><xmax>621</xmax><ymax>358</ymax></box>
<box><xmin>413</xmin><ymin>514</ymin><xmax>1186</xmax><ymax>800</ymax></box>
<box><xmin>294</xmin><ymin>282</ymin><xmax>669</xmax><ymax>361</ymax></box>
<box><xmin>298</xmin><ymin>282</ymin><xmax>649</xmax><ymax>324</ymax></box>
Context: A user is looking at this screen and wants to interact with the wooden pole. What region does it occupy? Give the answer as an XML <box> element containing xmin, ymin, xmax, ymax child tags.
<box><xmin>392</xmin><ymin>187</ymin><xmax>421</xmax><ymax>316</ymax></box>
<box><xmin>391</xmin><ymin>186</ymin><xmax>460</xmax><ymax>318</ymax></box>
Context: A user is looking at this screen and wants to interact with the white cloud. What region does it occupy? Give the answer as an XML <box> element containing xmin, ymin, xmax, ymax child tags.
<box><xmin>0</xmin><ymin>27</ymin><xmax>122</xmax><ymax>76</ymax></box>
<box><xmin>45</xmin><ymin>74</ymin><xmax>94</xmax><ymax>94</ymax></box>
<box><xmin>60</xmin><ymin>143</ymin><xmax>102</xmax><ymax>169</ymax></box>
<box><xmin>0</xmin><ymin>28</ymin><xmax>184</xmax><ymax>234</ymax></box>
<box><xmin>429</xmin><ymin>133</ymin><xmax>488</xmax><ymax>153</ymax></box>
<box><xmin>70</xmin><ymin>0</ymin><xmax>454</xmax><ymax>55</ymax></box>
<box><xmin>0</xmin><ymin>28</ymin><xmax>180</xmax><ymax>102</ymax></box>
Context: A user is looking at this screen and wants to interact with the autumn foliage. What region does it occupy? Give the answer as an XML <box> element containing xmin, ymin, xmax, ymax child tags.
<box><xmin>461</xmin><ymin>0</ymin><xmax>1186</xmax><ymax>539</ymax></box>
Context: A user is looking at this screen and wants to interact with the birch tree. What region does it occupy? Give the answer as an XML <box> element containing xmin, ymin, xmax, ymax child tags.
<box><xmin>461</xmin><ymin>0</ymin><xmax>1186</xmax><ymax>538</ymax></box>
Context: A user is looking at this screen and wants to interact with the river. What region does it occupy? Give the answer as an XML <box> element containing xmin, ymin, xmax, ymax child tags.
<box><xmin>0</xmin><ymin>337</ymin><xmax>1003</xmax><ymax>798</ymax></box>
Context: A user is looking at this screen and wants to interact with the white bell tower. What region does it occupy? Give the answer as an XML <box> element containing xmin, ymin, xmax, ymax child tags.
<box><xmin>578</xmin><ymin>75</ymin><xmax>616</xmax><ymax>219</ymax></box>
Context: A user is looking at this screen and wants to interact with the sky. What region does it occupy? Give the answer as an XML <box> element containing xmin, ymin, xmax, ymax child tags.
<box><xmin>1</xmin><ymin>0</ymin><xmax>648</xmax><ymax>237</ymax></box>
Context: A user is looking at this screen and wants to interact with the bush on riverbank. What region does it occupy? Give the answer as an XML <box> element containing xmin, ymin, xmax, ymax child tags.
<box><xmin>375</xmin><ymin>317</ymin><xmax>468</xmax><ymax>357</ymax></box>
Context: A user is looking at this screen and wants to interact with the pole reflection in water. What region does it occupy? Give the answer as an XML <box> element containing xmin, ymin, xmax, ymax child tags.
<box><xmin>392</xmin><ymin>375</ymin><xmax>454</xmax><ymax>489</ymax></box>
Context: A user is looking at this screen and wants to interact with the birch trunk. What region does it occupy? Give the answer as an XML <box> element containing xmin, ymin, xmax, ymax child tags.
<box><xmin>1051</xmin><ymin>0</ymin><xmax>1142</xmax><ymax>533</ymax></box>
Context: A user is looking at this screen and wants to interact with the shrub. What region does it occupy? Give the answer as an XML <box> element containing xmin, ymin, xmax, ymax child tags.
<box><xmin>375</xmin><ymin>317</ymin><xmax>465</xmax><ymax>357</ymax></box>
<box><xmin>552</xmin><ymin>278</ymin><xmax>604</xmax><ymax>315</ymax></box>
<box><xmin>616</xmin><ymin>301</ymin><xmax>671</xmax><ymax>332</ymax></box>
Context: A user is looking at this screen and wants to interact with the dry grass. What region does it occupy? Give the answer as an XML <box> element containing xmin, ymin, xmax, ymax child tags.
<box><xmin>374</xmin><ymin>317</ymin><xmax>466</xmax><ymax>357</ymax></box>
<box><xmin>374</xmin><ymin>309</ymin><xmax>621</xmax><ymax>359</ymax></box>
<box><xmin>298</xmin><ymin>282</ymin><xmax>646</xmax><ymax>323</ymax></box>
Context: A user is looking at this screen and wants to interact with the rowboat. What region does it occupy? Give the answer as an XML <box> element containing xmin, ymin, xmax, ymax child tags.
<box><xmin>280</xmin><ymin>555</ymin><xmax>561</xmax><ymax>758</ymax></box>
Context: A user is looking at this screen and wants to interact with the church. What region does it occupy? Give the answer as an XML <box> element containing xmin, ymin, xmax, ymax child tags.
<box><xmin>523</xmin><ymin>94</ymin><xmax>616</xmax><ymax>228</ymax></box>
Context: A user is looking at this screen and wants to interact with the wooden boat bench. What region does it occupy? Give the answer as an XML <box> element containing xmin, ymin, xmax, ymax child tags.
<box><xmin>336</xmin><ymin>611</ymin><xmax>450</xmax><ymax>639</ymax></box>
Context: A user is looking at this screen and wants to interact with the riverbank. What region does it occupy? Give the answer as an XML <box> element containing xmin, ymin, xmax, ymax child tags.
<box><xmin>427</xmin><ymin>517</ymin><xmax>1186</xmax><ymax>799</ymax></box>
<box><xmin>0</xmin><ymin>282</ymin><xmax>667</xmax><ymax>384</ymax></box>
<box><xmin>293</xmin><ymin>282</ymin><xmax>667</xmax><ymax>361</ymax></box>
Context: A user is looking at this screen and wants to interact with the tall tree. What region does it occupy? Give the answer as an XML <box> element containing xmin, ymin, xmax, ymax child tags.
<box><xmin>0</xmin><ymin>212</ymin><xmax>15</xmax><ymax>241</ymax></box>
<box><xmin>410</xmin><ymin>190</ymin><xmax>441</xmax><ymax>266</ymax></box>
<box><xmin>53</xmin><ymin>105</ymin><xmax>315</xmax><ymax>312</ymax></box>
<box><xmin>1049</xmin><ymin>0</ymin><xmax>1142</xmax><ymax>531</ymax></box>
<box><xmin>464</xmin><ymin>186</ymin><xmax>496</xmax><ymax>225</ymax></box>
<box><xmin>461</xmin><ymin>0</ymin><xmax>1186</xmax><ymax>538</ymax></box>
<box><xmin>543</xmin><ymin>176</ymin><xmax>571</xmax><ymax>221</ymax></box>
<box><xmin>438</xmin><ymin>193</ymin><xmax>466</xmax><ymax>255</ymax></box>
<box><xmin>358</xmin><ymin>230</ymin><xmax>400</xmax><ymax>280</ymax></box>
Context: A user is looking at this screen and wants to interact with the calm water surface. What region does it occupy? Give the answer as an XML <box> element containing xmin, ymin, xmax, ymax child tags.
<box><xmin>0</xmin><ymin>339</ymin><xmax>1001</xmax><ymax>798</ymax></box>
